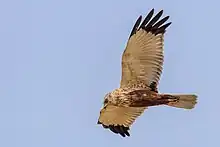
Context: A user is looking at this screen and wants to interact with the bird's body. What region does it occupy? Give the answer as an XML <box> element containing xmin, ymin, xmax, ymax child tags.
<box><xmin>103</xmin><ymin>82</ymin><xmax>176</xmax><ymax>107</ymax></box>
<box><xmin>97</xmin><ymin>8</ymin><xmax>197</xmax><ymax>137</ymax></box>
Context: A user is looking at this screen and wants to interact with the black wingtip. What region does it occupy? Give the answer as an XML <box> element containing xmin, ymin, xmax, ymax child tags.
<box><xmin>139</xmin><ymin>9</ymin><xmax>154</xmax><ymax>29</ymax></box>
<box><xmin>129</xmin><ymin>8</ymin><xmax>172</xmax><ymax>38</ymax></box>
<box><xmin>149</xmin><ymin>8</ymin><xmax>155</xmax><ymax>15</ymax></box>
<box><xmin>152</xmin><ymin>16</ymin><xmax>170</xmax><ymax>30</ymax></box>
<box><xmin>158</xmin><ymin>9</ymin><xmax>164</xmax><ymax>15</ymax></box>
<box><xmin>102</xmin><ymin>124</ymin><xmax>109</xmax><ymax>129</ymax></box>
<box><xmin>154</xmin><ymin>22</ymin><xmax>172</xmax><ymax>35</ymax></box>
<box><xmin>145</xmin><ymin>9</ymin><xmax>164</xmax><ymax>31</ymax></box>
<box><xmin>129</xmin><ymin>15</ymin><xmax>142</xmax><ymax>38</ymax></box>
<box><xmin>109</xmin><ymin>125</ymin><xmax>130</xmax><ymax>137</ymax></box>
<box><xmin>124</xmin><ymin>130</ymin><xmax>130</xmax><ymax>137</ymax></box>
<box><xmin>98</xmin><ymin>123</ymin><xmax>131</xmax><ymax>137</ymax></box>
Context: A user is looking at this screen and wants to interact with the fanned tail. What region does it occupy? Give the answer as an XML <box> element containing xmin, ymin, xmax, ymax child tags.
<box><xmin>161</xmin><ymin>94</ymin><xmax>197</xmax><ymax>109</ymax></box>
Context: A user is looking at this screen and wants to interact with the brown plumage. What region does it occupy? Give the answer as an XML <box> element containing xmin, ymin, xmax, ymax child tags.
<box><xmin>97</xmin><ymin>8</ymin><xmax>197</xmax><ymax>137</ymax></box>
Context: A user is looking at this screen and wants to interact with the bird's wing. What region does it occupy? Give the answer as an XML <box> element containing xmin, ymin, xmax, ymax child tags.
<box><xmin>97</xmin><ymin>105</ymin><xmax>147</xmax><ymax>137</ymax></box>
<box><xmin>120</xmin><ymin>9</ymin><xmax>171</xmax><ymax>89</ymax></box>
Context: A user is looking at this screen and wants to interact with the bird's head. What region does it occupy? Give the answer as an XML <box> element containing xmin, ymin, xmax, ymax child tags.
<box><xmin>103</xmin><ymin>90</ymin><xmax>121</xmax><ymax>106</ymax></box>
<box><xmin>103</xmin><ymin>92</ymin><xmax>111</xmax><ymax>105</ymax></box>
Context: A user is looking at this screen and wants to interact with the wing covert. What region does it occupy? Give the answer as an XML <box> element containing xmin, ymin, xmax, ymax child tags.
<box><xmin>120</xmin><ymin>9</ymin><xmax>171</xmax><ymax>88</ymax></box>
<box><xmin>97</xmin><ymin>105</ymin><xmax>146</xmax><ymax>137</ymax></box>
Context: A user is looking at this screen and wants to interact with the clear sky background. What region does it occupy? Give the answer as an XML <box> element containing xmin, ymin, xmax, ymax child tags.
<box><xmin>0</xmin><ymin>0</ymin><xmax>219</xmax><ymax>147</ymax></box>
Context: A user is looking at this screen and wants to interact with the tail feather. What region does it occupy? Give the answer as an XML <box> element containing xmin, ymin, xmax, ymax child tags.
<box><xmin>162</xmin><ymin>94</ymin><xmax>197</xmax><ymax>109</ymax></box>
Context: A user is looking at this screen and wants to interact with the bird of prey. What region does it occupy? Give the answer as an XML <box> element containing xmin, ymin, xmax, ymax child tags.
<box><xmin>97</xmin><ymin>8</ymin><xmax>197</xmax><ymax>137</ymax></box>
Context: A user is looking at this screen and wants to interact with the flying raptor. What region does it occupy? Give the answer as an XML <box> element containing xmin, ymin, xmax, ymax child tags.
<box><xmin>97</xmin><ymin>8</ymin><xmax>197</xmax><ymax>137</ymax></box>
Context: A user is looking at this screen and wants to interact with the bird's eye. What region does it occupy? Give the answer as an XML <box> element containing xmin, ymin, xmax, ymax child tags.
<box><xmin>104</xmin><ymin>99</ymin><xmax>108</xmax><ymax>104</ymax></box>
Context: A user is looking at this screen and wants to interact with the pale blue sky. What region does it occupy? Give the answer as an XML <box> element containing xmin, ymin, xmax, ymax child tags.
<box><xmin>0</xmin><ymin>0</ymin><xmax>219</xmax><ymax>146</ymax></box>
